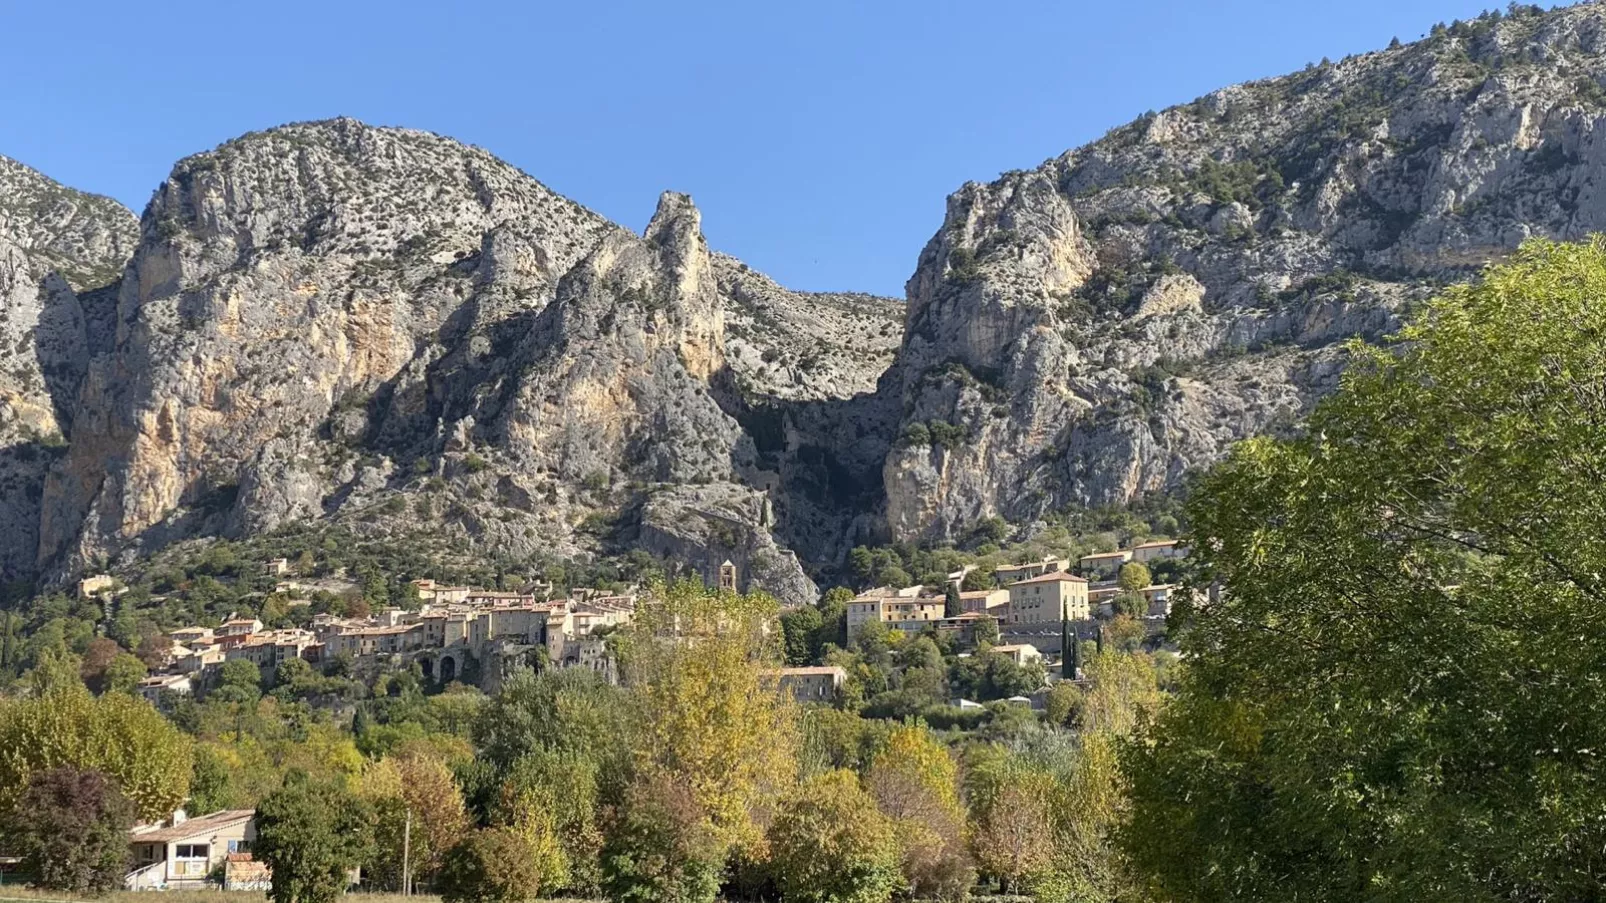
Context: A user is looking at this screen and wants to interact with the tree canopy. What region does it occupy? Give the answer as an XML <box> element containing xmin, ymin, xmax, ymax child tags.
<box><xmin>1122</xmin><ymin>239</ymin><xmax>1606</xmax><ymax>901</ymax></box>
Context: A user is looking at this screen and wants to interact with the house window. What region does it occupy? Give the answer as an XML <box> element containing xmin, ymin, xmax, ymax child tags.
<box><xmin>228</xmin><ymin>840</ymin><xmax>252</xmax><ymax>853</ymax></box>
<box><xmin>176</xmin><ymin>844</ymin><xmax>209</xmax><ymax>859</ymax></box>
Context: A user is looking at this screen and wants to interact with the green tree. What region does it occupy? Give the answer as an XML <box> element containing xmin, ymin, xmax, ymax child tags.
<box><xmin>10</xmin><ymin>766</ymin><xmax>135</xmax><ymax>894</ymax></box>
<box><xmin>971</xmin><ymin>615</ymin><xmax>1000</xmax><ymax>647</ymax></box>
<box><xmin>213</xmin><ymin>659</ymin><xmax>263</xmax><ymax>704</ymax></box>
<box><xmin>944</xmin><ymin>582</ymin><xmax>962</xmax><ymax>618</ymax></box>
<box><xmin>600</xmin><ymin>774</ymin><xmax>723</xmax><ymax>903</ymax></box>
<box><xmin>496</xmin><ymin>751</ymin><xmax>604</xmax><ymax>895</ymax></box>
<box><xmin>255</xmin><ymin>772</ymin><xmax>373</xmax><ymax>903</ymax></box>
<box><xmin>1123</xmin><ymin>239</ymin><xmax>1606</xmax><ymax>902</ymax></box>
<box><xmin>960</xmin><ymin>569</ymin><xmax>995</xmax><ymax>592</ymax></box>
<box><xmin>779</xmin><ymin>606</ymin><xmax>824</xmax><ymax>666</ymax></box>
<box><xmin>102</xmin><ymin>653</ymin><xmax>147</xmax><ymax>695</ymax></box>
<box><xmin>768</xmin><ymin>770</ymin><xmax>902</xmax><ymax>903</ymax></box>
<box><xmin>1116</xmin><ymin>561</ymin><xmax>1151</xmax><ymax>593</ymax></box>
<box><xmin>1044</xmin><ymin>681</ymin><xmax>1082</xmax><ymax>726</ymax></box>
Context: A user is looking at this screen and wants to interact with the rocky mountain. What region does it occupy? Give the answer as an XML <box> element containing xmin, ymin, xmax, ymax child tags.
<box><xmin>9</xmin><ymin>2</ymin><xmax>1606</xmax><ymax>598</ymax></box>
<box><xmin>0</xmin><ymin>157</ymin><xmax>137</xmax><ymax>583</ymax></box>
<box><xmin>14</xmin><ymin>121</ymin><xmax>898</xmax><ymax>604</ymax></box>
<box><xmin>882</xmin><ymin>2</ymin><xmax>1606</xmax><ymax>540</ymax></box>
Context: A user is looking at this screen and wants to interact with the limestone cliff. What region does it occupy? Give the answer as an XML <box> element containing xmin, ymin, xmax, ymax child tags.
<box><xmin>27</xmin><ymin>121</ymin><xmax>859</xmax><ymax>604</ymax></box>
<box><xmin>883</xmin><ymin>3</ymin><xmax>1606</xmax><ymax>540</ymax></box>
<box><xmin>19</xmin><ymin>3</ymin><xmax>1606</xmax><ymax>592</ymax></box>
<box><xmin>0</xmin><ymin>158</ymin><xmax>137</xmax><ymax>580</ymax></box>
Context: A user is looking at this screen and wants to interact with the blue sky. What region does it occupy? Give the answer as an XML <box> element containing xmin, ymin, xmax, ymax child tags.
<box><xmin>3</xmin><ymin>0</ymin><xmax>1506</xmax><ymax>296</ymax></box>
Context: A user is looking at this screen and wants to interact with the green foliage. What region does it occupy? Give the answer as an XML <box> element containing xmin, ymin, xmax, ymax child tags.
<box><xmin>600</xmin><ymin>774</ymin><xmax>724</xmax><ymax>903</ymax></box>
<box><xmin>0</xmin><ymin>683</ymin><xmax>192</xmax><ymax>820</ymax></box>
<box><xmin>10</xmin><ymin>766</ymin><xmax>135</xmax><ymax>894</ymax></box>
<box><xmin>780</xmin><ymin>606</ymin><xmax>825</xmax><ymax>666</ymax></box>
<box><xmin>439</xmin><ymin>826</ymin><xmax>564</xmax><ymax>903</ymax></box>
<box><xmin>472</xmin><ymin>668</ymin><xmax>631</xmax><ymax>775</ymax></box>
<box><xmin>1123</xmin><ymin>239</ymin><xmax>1606</xmax><ymax>902</ymax></box>
<box><xmin>495</xmin><ymin>751</ymin><xmax>604</xmax><ymax>896</ymax></box>
<box><xmin>1116</xmin><ymin>561</ymin><xmax>1151</xmax><ymax>593</ymax></box>
<box><xmin>897</xmin><ymin>419</ymin><xmax>968</xmax><ymax>451</ymax></box>
<box><xmin>214</xmin><ymin>658</ymin><xmax>264</xmax><ymax>704</ymax></box>
<box><xmin>946</xmin><ymin>247</ymin><xmax>981</xmax><ymax>284</ymax></box>
<box><xmin>1190</xmin><ymin>156</ymin><xmax>1284</xmax><ymax>209</ymax></box>
<box><xmin>255</xmin><ymin>771</ymin><xmax>374</xmax><ymax>903</ymax></box>
<box><xmin>769</xmin><ymin>770</ymin><xmax>903</xmax><ymax>903</ymax></box>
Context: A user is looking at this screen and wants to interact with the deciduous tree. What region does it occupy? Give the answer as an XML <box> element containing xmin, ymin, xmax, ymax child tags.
<box><xmin>10</xmin><ymin>766</ymin><xmax>135</xmax><ymax>894</ymax></box>
<box><xmin>255</xmin><ymin>772</ymin><xmax>373</xmax><ymax>903</ymax></box>
<box><xmin>768</xmin><ymin>770</ymin><xmax>901</xmax><ymax>903</ymax></box>
<box><xmin>1123</xmin><ymin>239</ymin><xmax>1606</xmax><ymax>902</ymax></box>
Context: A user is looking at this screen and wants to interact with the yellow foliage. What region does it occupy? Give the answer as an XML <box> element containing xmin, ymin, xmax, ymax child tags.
<box><xmin>0</xmin><ymin>685</ymin><xmax>192</xmax><ymax>820</ymax></box>
<box><xmin>620</xmin><ymin>580</ymin><xmax>799</xmax><ymax>857</ymax></box>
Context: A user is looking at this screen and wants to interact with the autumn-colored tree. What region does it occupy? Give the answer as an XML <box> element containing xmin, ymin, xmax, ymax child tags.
<box><xmin>768</xmin><ymin>770</ymin><xmax>902</xmax><ymax>903</ymax></box>
<box><xmin>0</xmin><ymin>683</ymin><xmax>191</xmax><ymax>820</ymax></box>
<box><xmin>615</xmin><ymin>580</ymin><xmax>798</xmax><ymax>856</ymax></box>
<box><xmin>495</xmin><ymin>751</ymin><xmax>605</xmax><ymax>895</ymax></box>
<box><xmin>79</xmin><ymin>638</ymin><xmax>122</xmax><ymax>693</ymax></box>
<box><xmin>864</xmin><ymin>723</ymin><xmax>973</xmax><ymax>901</ymax></box>
<box><xmin>10</xmin><ymin>766</ymin><xmax>135</xmax><ymax>894</ymax></box>
<box><xmin>1117</xmin><ymin>561</ymin><xmax>1151</xmax><ymax>593</ymax></box>
<box><xmin>358</xmin><ymin>751</ymin><xmax>470</xmax><ymax>890</ymax></box>
<box><xmin>970</xmin><ymin>772</ymin><xmax>1057</xmax><ymax>894</ymax></box>
<box><xmin>439</xmin><ymin>825</ymin><xmax>563</xmax><ymax>903</ymax></box>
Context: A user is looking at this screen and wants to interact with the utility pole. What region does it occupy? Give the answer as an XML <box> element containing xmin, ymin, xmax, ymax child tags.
<box><xmin>401</xmin><ymin>808</ymin><xmax>412</xmax><ymax>897</ymax></box>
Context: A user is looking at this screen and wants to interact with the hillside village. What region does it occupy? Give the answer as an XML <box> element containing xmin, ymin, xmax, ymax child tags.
<box><xmin>111</xmin><ymin>538</ymin><xmax>1191</xmax><ymax>715</ymax></box>
<box><xmin>53</xmin><ymin>532</ymin><xmax>1193</xmax><ymax>896</ymax></box>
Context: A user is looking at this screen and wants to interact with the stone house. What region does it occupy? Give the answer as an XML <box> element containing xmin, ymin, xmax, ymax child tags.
<box><xmin>990</xmin><ymin>643</ymin><xmax>1044</xmax><ymax>667</ymax></box>
<box><xmin>1077</xmin><ymin>550</ymin><xmax>1132</xmax><ymax>579</ymax></box>
<box><xmin>992</xmin><ymin>557</ymin><xmax>1071</xmax><ymax>585</ymax></box>
<box><xmin>774</xmin><ymin>665</ymin><xmax>846</xmax><ymax>703</ymax></box>
<box><xmin>1131</xmin><ymin>540</ymin><xmax>1187</xmax><ymax>564</ymax></box>
<box><xmin>1006</xmin><ymin>572</ymin><xmax>1090</xmax><ymax>623</ymax></box>
<box><xmin>137</xmin><ymin>673</ymin><xmax>193</xmax><ymax>703</ymax></box>
<box><xmin>958</xmin><ymin>588</ymin><xmax>1009</xmax><ymax>615</ymax></box>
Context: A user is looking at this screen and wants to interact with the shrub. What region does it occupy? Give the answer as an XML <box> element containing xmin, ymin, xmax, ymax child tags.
<box><xmin>439</xmin><ymin>826</ymin><xmax>563</xmax><ymax>903</ymax></box>
<box><xmin>11</xmin><ymin>766</ymin><xmax>135</xmax><ymax>894</ymax></box>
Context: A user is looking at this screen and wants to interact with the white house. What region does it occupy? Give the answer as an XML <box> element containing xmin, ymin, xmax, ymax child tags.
<box><xmin>128</xmin><ymin>810</ymin><xmax>257</xmax><ymax>890</ymax></box>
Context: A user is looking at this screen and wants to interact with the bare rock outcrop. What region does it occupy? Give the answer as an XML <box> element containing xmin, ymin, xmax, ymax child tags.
<box><xmin>0</xmin><ymin>158</ymin><xmax>137</xmax><ymax>580</ymax></box>
<box><xmin>883</xmin><ymin>4</ymin><xmax>1606</xmax><ymax>540</ymax></box>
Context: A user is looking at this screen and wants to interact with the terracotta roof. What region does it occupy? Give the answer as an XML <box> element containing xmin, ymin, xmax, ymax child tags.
<box><xmin>957</xmin><ymin>590</ymin><xmax>1002</xmax><ymax>599</ymax></box>
<box><xmin>773</xmin><ymin>666</ymin><xmax>847</xmax><ymax>677</ymax></box>
<box><xmin>1079</xmin><ymin>551</ymin><xmax>1130</xmax><ymax>560</ymax></box>
<box><xmin>347</xmin><ymin>625</ymin><xmax>417</xmax><ymax>636</ymax></box>
<box><xmin>1008</xmin><ymin>571</ymin><xmax>1088</xmax><ymax>586</ymax></box>
<box><xmin>1132</xmin><ymin>540</ymin><xmax>1181</xmax><ymax>550</ymax></box>
<box><xmin>131</xmin><ymin>809</ymin><xmax>254</xmax><ymax>843</ymax></box>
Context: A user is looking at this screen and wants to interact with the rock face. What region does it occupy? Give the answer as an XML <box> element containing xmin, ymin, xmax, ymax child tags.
<box><xmin>883</xmin><ymin>3</ymin><xmax>1606</xmax><ymax>540</ymax></box>
<box><xmin>15</xmin><ymin>4</ymin><xmax>1606</xmax><ymax>591</ymax></box>
<box><xmin>0</xmin><ymin>158</ymin><xmax>137</xmax><ymax>581</ymax></box>
<box><xmin>22</xmin><ymin>121</ymin><xmax>888</xmax><ymax>604</ymax></box>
